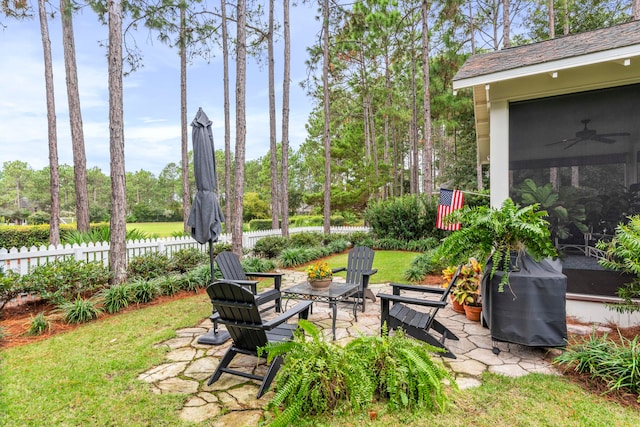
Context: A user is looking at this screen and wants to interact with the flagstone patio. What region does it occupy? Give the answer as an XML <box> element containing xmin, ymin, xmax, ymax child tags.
<box><xmin>138</xmin><ymin>269</ymin><xmax>576</xmax><ymax>424</ymax></box>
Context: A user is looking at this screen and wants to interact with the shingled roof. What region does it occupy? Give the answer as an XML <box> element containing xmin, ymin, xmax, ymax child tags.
<box><xmin>453</xmin><ymin>20</ymin><xmax>640</xmax><ymax>82</ymax></box>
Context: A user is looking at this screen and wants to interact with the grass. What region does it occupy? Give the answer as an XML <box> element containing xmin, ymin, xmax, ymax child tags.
<box><xmin>302</xmin><ymin>250</ymin><xmax>422</xmax><ymax>284</ymax></box>
<box><xmin>126</xmin><ymin>222</ymin><xmax>186</xmax><ymax>237</ymax></box>
<box><xmin>0</xmin><ymin>295</ymin><xmax>210</xmax><ymax>426</ymax></box>
<box><xmin>2</xmin><ymin>293</ymin><xmax>640</xmax><ymax>425</ymax></box>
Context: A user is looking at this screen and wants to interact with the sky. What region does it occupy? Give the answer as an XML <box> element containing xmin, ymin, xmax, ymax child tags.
<box><xmin>0</xmin><ymin>2</ymin><xmax>321</xmax><ymax>176</ymax></box>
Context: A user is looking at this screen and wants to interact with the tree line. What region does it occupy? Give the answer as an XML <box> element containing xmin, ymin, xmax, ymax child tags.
<box><xmin>2</xmin><ymin>0</ymin><xmax>638</xmax><ymax>285</ymax></box>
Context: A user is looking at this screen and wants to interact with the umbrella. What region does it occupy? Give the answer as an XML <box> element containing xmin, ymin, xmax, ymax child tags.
<box><xmin>187</xmin><ymin>107</ymin><xmax>228</xmax><ymax>345</ymax></box>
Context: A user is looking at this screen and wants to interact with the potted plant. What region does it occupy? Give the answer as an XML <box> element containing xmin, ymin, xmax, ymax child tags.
<box><xmin>306</xmin><ymin>261</ymin><xmax>333</xmax><ymax>289</ymax></box>
<box><xmin>438</xmin><ymin>198</ymin><xmax>567</xmax><ymax>347</ymax></box>
<box><xmin>445</xmin><ymin>258</ymin><xmax>483</xmax><ymax>316</ymax></box>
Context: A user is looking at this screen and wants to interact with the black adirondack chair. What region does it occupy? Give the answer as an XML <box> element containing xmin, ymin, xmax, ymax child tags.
<box><xmin>215</xmin><ymin>251</ymin><xmax>281</xmax><ymax>312</ymax></box>
<box><xmin>332</xmin><ymin>246</ymin><xmax>378</xmax><ymax>312</ymax></box>
<box><xmin>377</xmin><ymin>264</ymin><xmax>463</xmax><ymax>358</ymax></box>
<box><xmin>206</xmin><ymin>280</ymin><xmax>312</xmax><ymax>398</ymax></box>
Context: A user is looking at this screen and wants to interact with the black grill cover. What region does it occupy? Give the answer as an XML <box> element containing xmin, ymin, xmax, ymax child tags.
<box><xmin>481</xmin><ymin>253</ymin><xmax>567</xmax><ymax>347</ymax></box>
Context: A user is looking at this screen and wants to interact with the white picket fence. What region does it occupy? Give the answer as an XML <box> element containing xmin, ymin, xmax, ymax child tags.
<box><xmin>0</xmin><ymin>226</ymin><xmax>368</xmax><ymax>276</ymax></box>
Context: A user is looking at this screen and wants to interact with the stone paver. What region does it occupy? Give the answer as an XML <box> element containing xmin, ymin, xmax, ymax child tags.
<box><xmin>138</xmin><ymin>269</ymin><xmax>569</xmax><ymax>424</ymax></box>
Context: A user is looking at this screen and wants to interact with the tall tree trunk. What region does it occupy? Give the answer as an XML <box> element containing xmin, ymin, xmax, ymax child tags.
<box><xmin>502</xmin><ymin>0</ymin><xmax>510</xmax><ymax>48</ymax></box>
<box><xmin>180</xmin><ymin>5</ymin><xmax>190</xmax><ymax>233</ymax></box>
<box><xmin>281</xmin><ymin>0</ymin><xmax>291</xmax><ymax>238</ymax></box>
<box><xmin>421</xmin><ymin>0</ymin><xmax>432</xmax><ymax>195</ymax></box>
<box><xmin>38</xmin><ymin>0</ymin><xmax>60</xmax><ymax>246</ymax></box>
<box><xmin>60</xmin><ymin>0</ymin><xmax>89</xmax><ymax>232</ymax></box>
<box><xmin>322</xmin><ymin>0</ymin><xmax>331</xmax><ymax>234</ymax></box>
<box><xmin>232</xmin><ymin>0</ymin><xmax>247</xmax><ymax>255</ymax></box>
<box><xmin>221</xmin><ymin>0</ymin><xmax>232</xmax><ymax>231</ymax></box>
<box><xmin>563</xmin><ymin>0</ymin><xmax>569</xmax><ymax>34</ymax></box>
<box><xmin>410</xmin><ymin>41</ymin><xmax>418</xmax><ymax>194</ymax></box>
<box><xmin>548</xmin><ymin>0</ymin><xmax>555</xmax><ymax>38</ymax></box>
<box><xmin>383</xmin><ymin>49</ymin><xmax>391</xmax><ymax>199</ymax></box>
<box><xmin>468</xmin><ymin>0</ymin><xmax>476</xmax><ymax>54</ymax></box>
<box><xmin>108</xmin><ymin>0</ymin><xmax>127</xmax><ymax>285</ymax></box>
<box><xmin>268</xmin><ymin>0</ymin><xmax>279</xmax><ymax>230</ymax></box>
<box><xmin>634</xmin><ymin>0</ymin><xmax>640</xmax><ymax>20</ymax></box>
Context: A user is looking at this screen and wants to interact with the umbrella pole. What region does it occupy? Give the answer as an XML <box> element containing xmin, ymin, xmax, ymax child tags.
<box><xmin>197</xmin><ymin>240</ymin><xmax>230</xmax><ymax>345</ymax></box>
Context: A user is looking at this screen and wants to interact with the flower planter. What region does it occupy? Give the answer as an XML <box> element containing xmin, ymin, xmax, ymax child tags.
<box><xmin>450</xmin><ymin>296</ymin><xmax>465</xmax><ymax>314</ymax></box>
<box><xmin>308</xmin><ymin>278</ymin><xmax>332</xmax><ymax>289</ymax></box>
<box><xmin>463</xmin><ymin>304</ymin><xmax>482</xmax><ymax>321</ymax></box>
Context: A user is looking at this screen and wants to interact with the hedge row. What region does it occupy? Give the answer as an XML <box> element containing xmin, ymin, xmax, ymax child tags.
<box><xmin>0</xmin><ymin>222</ymin><xmax>110</xmax><ymax>249</ymax></box>
<box><xmin>248</xmin><ymin>215</ymin><xmax>346</xmax><ymax>231</ymax></box>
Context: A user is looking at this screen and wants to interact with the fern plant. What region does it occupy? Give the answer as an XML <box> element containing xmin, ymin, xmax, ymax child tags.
<box><xmin>260</xmin><ymin>321</ymin><xmax>453</xmax><ymax>426</ymax></box>
<box><xmin>99</xmin><ymin>284</ymin><xmax>132</xmax><ymax>314</ymax></box>
<box><xmin>57</xmin><ymin>295</ymin><xmax>102</xmax><ymax>324</ymax></box>
<box><xmin>439</xmin><ymin>198</ymin><xmax>557</xmax><ymax>290</ymax></box>
<box><xmin>596</xmin><ymin>215</ymin><xmax>640</xmax><ymax>314</ymax></box>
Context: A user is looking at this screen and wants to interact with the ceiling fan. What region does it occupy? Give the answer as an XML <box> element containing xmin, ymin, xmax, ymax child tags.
<box><xmin>546</xmin><ymin>119</ymin><xmax>630</xmax><ymax>149</ymax></box>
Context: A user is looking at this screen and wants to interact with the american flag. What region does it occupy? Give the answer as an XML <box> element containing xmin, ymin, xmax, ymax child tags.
<box><xmin>436</xmin><ymin>189</ymin><xmax>464</xmax><ymax>231</ymax></box>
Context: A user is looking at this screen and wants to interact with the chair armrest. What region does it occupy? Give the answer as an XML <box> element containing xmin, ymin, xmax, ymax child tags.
<box><xmin>263</xmin><ymin>301</ymin><xmax>313</xmax><ymax>329</ymax></box>
<box><xmin>255</xmin><ymin>288</ymin><xmax>280</xmax><ymax>305</ymax></box>
<box><xmin>246</xmin><ymin>272</ymin><xmax>283</xmax><ymax>279</ymax></box>
<box><xmin>377</xmin><ymin>292</ymin><xmax>447</xmax><ymax>308</ymax></box>
<box><xmin>362</xmin><ymin>269</ymin><xmax>378</xmax><ymax>277</ymax></box>
<box><xmin>331</xmin><ymin>267</ymin><xmax>346</xmax><ymax>274</ymax></box>
<box><xmin>389</xmin><ymin>282</ymin><xmax>446</xmax><ymax>295</ymax></box>
<box><xmin>228</xmin><ymin>279</ymin><xmax>259</xmax><ymax>294</ymax></box>
<box><xmin>245</xmin><ymin>272</ymin><xmax>282</xmax><ymax>291</ymax></box>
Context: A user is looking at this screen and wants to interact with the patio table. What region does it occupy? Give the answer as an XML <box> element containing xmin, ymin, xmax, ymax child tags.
<box><xmin>281</xmin><ymin>281</ymin><xmax>359</xmax><ymax>340</ymax></box>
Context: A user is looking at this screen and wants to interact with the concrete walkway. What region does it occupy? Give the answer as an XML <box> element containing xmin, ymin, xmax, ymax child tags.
<box><xmin>138</xmin><ymin>270</ymin><xmax>563</xmax><ymax>425</ymax></box>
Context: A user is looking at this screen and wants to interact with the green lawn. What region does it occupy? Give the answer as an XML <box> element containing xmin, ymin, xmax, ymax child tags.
<box><xmin>126</xmin><ymin>221</ymin><xmax>186</xmax><ymax>237</ymax></box>
<box><xmin>2</xmin><ymin>293</ymin><xmax>639</xmax><ymax>426</ymax></box>
<box><xmin>302</xmin><ymin>250</ymin><xmax>422</xmax><ymax>284</ymax></box>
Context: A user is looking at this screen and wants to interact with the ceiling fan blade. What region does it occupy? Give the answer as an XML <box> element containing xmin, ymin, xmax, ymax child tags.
<box><xmin>563</xmin><ymin>139</ymin><xmax>586</xmax><ymax>149</ymax></box>
<box><xmin>592</xmin><ymin>136</ymin><xmax>616</xmax><ymax>144</ymax></box>
<box><xmin>546</xmin><ymin>137</ymin><xmax>578</xmax><ymax>146</ymax></box>
<box><xmin>597</xmin><ymin>132</ymin><xmax>630</xmax><ymax>137</ymax></box>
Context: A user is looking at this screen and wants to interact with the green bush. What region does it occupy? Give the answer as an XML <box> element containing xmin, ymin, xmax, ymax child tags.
<box><xmin>241</xmin><ymin>257</ymin><xmax>276</xmax><ymax>273</ymax></box>
<box><xmin>326</xmin><ymin>238</ymin><xmax>349</xmax><ymax>254</ymax></box>
<box><xmin>169</xmin><ymin>248</ymin><xmax>208</xmax><ymax>273</ymax></box>
<box><xmin>157</xmin><ymin>275</ymin><xmax>183</xmax><ymax>296</ymax></box>
<box><xmin>25</xmin><ymin>258</ymin><xmax>111</xmax><ymax>305</ymax></box>
<box><xmin>253</xmin><ymin>236</ymin><xmax>289</xmax><ymax>258</ymax></box>
<box><xmin>403</xmin><ymin>249</ymin><xmax>448</xmax><ymax>282</ymax></box>
<box><xmin>249</xmin><ymin>219</ymin><xmax>275</xmax><ymax>231</ymax></box>
<box><xmin>28</xmin><ymin>211</ymin><xmax>51</xmax><ymax>225</ymax></box>
<box><xmin>100</xmin><ymin>284</ymin><xmax>132</xmax><ymax>314</ymax></box>
<box><xmin>261</xmin><ymin>320</ymin><xmax>452</xmax><ymax>426</ymax></box>
<box><xmin>185</xmin><ymin>264</ymin><xmax>211</xmax><ymax>289</ymax></box>
<box><xmin>0</xmin><ymin>223</ymin><xmax>73</xmax><ymax>249</ymax></box>
<box><xmin>554</xmin><ymin>332</ymin><xmax>640</xmax><ymax>398</ymax></box>
<box><xmin>27</xmin><ymin>312</ymin><xmax>51</xmax><ymax>335</ymax></box>
<box><xmin>62</xmin><ymin>225</ymin><xmax>150</xmax><ymax>245</ymax></box>
<box><xmin>365</xmin><ymin>194</ymin><xmax>444</xmax><ymax>242</ymax></box>
<box><xmin>277</xmin><ymin>247</ymin><xmax>310</xmax><ymax>268</ymax></box>
<box><xmin>127</xmin><ymin>252</ymin><xmax>171</xmax><ymax>280</ymax></box>
<box><xmin>289</xmin><ymin>231</ymin><xmax>323</xmax><ymax>248</ymax></box>
<box><xmin>347</xmin><ymin>231</ymin><xmax>371</xmax><ymax>247</ymax></box>
<box><xmin>57</xmin><ymin>295</ymin><xmax>102</xmax><ymax>324</ymax></box>
<box><xmin>128</xmin><ymin>279</ymin><xmax>159</xmax><ymax>304</ymax></box>
<box><xmin>1</xmin><ymin>269</ymin><xmax>28</xmax><ymax>313</ymax></box>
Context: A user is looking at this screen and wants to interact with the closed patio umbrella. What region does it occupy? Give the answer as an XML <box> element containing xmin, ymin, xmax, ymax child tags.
<box><xmin>187</xmin><ymin>107</ymin><xmax>228</xmax><ymax>344</ymax></box>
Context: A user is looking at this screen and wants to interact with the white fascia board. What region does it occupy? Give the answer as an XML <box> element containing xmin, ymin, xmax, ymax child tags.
<box><xmin>452</xmin><ymin>44</ymin><xmax>640</xmax><ymax>90</ymax></box>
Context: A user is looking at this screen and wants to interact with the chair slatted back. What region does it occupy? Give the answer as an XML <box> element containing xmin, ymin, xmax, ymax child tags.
<box><xmin>345</xmin><ymin>246</ymin><xmax>375</xmax><ymax>286</ymax></box>
<box><xmin>206</xmin><ymin>281</ymin><xmax>267</xmax><ymax>351</ymax></box>
<box><xmin>215</xmin><ymin>251</ymin><xmax>248</xmax><ymax>281</ymax></box>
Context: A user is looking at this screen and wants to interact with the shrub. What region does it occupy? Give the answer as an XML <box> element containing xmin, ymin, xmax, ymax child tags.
<box><xmin>406</xmin><ymin>237</ymin><xmax>439</xmax><ymax>253</ymax></box>
<box><xmin>127</xmin><ymin>252</ymin><xmax>171</xmax><ymax>279</ymax></box>
<box><xmin>100</xmin><ymin>284</ymin><xmax>132</xmax><ymax>314</ymax></box>
<box><xmin>403</xmin><ymin>249</ymin><xmax>448</xmax><ymax>282</ymax></box>
<box><xmin>253</xmin><ymin>236</ymin><xmax>289</xmax><ymax>258</ymax></box>
<box><xmin>348</xmin><ymin>231</ymin><xmax>371</xmax><ymax>247</ymax></box>
<box><xmin>185</xmin><ymin>264</ymin><xmax>211</xmax><ymax>289</ymax></box>
<box><xmin>157</xmin><ymin>275</ymin><xmax>183</xmax><ymax>296</ymax></box>
<box><xmin>1</xmin><ymin>269</ymin><xmax>27</xmax><ymax>314</ymax></box>
<box><xmin>365</xmin><ymin>194</ymin><xmax>444</xmax><ymax>242</ymax></box>
<box><xmin>372</xmin><ymin>237</ymin><xmax>406</xmax><ymax>250</ymax></box>
<box><xmin>169</xmin><ymin>248</ymin><xmax>208</xmax><ymax>273</ymax></box>
<box><xmin>326</xmin><ymin>238</ymin><xmax>349</xmax><ymax>254</ymax></box>
<box><xmin>27</xmin><ymin>312</ymin><xmax>51</xmax><ymax>335</ymax></box>
<box><xmin>277</xmin><ymin>247</ymin><xmax>309</xmax><ymax>268</ymax></box>
<box><xmin>241</xmin><ymin>257</ymin><xmax>276</xmax><ymax>273</ymax></box>
<box><xmin>249</xmin><ymin>219</ymin><xmax>275</xmax><ymax>231</ymax></box>
<box><xmin>128</xmin><ymin>279</ymin><xmax>159</xmax><ymax>304</ymax></box>
<box><xmin>57</xmin><ymin>295</ymin><xmax>102</xmax><ymax>324</ymax></box>
<box><xmin>25</xmin><ymin>258</ymin><xmax>111</xmax><ymax>305</ymax></box>
<box><xmin>289</xmin><ymin>231</ymin><xmax>323</xmax><ymax>248</ymax></box>
<box><xmin>554</xmin><ymin>332</ymin><xmax>640</xmax><ymax>398</ymax></box>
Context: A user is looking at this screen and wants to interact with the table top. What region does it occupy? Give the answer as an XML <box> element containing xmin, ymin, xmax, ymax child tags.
<box><xmin>282</xmin><ymin>281</ymin><xmax>358</xmax><ymax>299</ymax></box>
